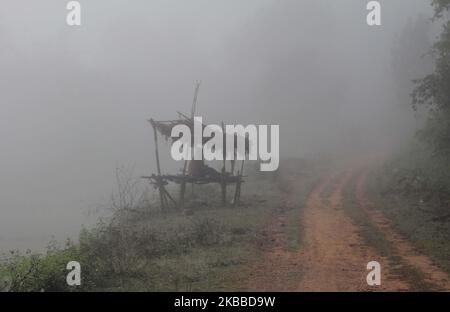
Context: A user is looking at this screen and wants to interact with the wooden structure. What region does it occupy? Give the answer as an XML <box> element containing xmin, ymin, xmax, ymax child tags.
<box><xmin>142</xmin><ymin>84</ymin><xmax>247</xmax><ymax>210</ymax></box>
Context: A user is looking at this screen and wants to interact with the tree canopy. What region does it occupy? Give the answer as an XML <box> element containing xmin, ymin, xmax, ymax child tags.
<box><xmin>412</xmin><ymin>0</ymin><xmax>450</xmax><ymax>154</ymax></box>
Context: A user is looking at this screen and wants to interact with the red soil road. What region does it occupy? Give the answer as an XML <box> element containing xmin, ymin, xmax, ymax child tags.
<box><xmin>245</xmin><ymin>170</ymin><xmax>408</xmax><ymax>291</ymax></box>
<box><xmin>244</xmin><ymin>165</ymin><xmax>450</xmax><ymax>291</ymax></box>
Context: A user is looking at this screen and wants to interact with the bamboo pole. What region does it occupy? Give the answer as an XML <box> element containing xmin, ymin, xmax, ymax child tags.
<box><xmin>163</xmin><ymin>187</ymin><xmax>177</xmax><ymax>206</ymax></box>
<box><xmin>233</xmin><ymin>160</ymin><xmax>245</xmax><ymax>206</ymax></box>
<box><xmin>231</xmin><ymin>160</ymin><xmax>236</xmax><ymax>176</ymax></box>
<box><xmin>221</xmin><ymin>121</ymin><xmax>227</xmax><ymax>205</ymax></box>
<box><xmin>238</xmin><ymin>159</ymin><xmax>245</xmax><ymax>202</ymax></box>
<box><xmin>150</xmin><ymin>119</ymin><xmax>166</xmax><ymax>210</ymax></box>
<box><xmin>180</xmin><ymin>82</ymin><xmax>201</xmax><ymax>206</ymax></box>
<box><xmin>191</xmin><ymin>82</ymin><xmax>201</xmax><ymax>119</ymax></box>
<box><xmin>179</xmin><ymin>161</ymin><xmax>187</xmax><ymax>205</ymax></box>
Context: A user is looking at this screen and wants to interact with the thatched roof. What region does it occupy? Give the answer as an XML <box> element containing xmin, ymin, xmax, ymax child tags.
<box><xmin>149</xmin><ymin>119</ymin><xmax>193</xmax><ymax>141</ymax></box>
<box><xmin>148</xmin><ymin>116</ymin><xmax>251</xmax><ymax>154</ymax></box>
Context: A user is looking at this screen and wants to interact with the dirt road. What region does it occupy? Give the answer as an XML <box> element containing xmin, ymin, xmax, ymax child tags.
<box><xmin>245</xmin><ymin>166</ymin><xmax>450</xmax><ymax>291</ymax></box>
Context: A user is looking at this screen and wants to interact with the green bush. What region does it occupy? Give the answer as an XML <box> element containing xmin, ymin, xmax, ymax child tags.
<box><xmin>0</xmin><ymin>241</ymin><xmax>84</xmax><ymax>292</ymax></box>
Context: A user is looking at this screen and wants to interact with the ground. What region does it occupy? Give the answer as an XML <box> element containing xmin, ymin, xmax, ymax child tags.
<box><xmin>3</xmin><ymin>157</ymin><xmax>449</xmax><ymax>292</ymax></box>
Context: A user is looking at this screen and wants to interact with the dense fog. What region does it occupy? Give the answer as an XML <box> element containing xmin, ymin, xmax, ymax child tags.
<box><xmin>0</xmin><ymin>0</ymin><xmax>434</xmax><ymax>250</ymax></box>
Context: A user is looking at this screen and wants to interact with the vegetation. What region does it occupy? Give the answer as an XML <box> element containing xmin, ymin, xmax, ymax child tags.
<box><xmin>412</xmin><ymin>0</ymin><xmax>450</xmax><ymax>155</ymax></box>
<box><xmin>367</xmin><ymin>0</ymin><xmax>450</xmax><ymax>276</ymax></box>
<box><xmin>369</xmin><ymin>147</ymin><xmax>450</xmax><ymax>275</ymax></box>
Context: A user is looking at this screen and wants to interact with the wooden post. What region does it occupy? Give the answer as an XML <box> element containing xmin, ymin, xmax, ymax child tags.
<box><xmin>231</xmin><ymin>160</ymin><xmax>236</xmax><ymax>176</ymax></box>
<box><xmin>221</xmin><ymin>122</ymin><xmax>227</xmax><ymax>205</ymax></box>
<box><xmin>238</xmin><ymin>159</ymin><xmax>245</xmax><ymax>202</ymax></box>
<box><xmin>163</xmin><ymin>187</ymin><xmax>177</xmax><ymax>206</ymax></box>
<box><xmin>233</xmin><ymin>160</ymin><xmax>245</xmax><ymax>206</ymax></box>
<box><xmin>162</xmin><ymin>183</ymin><xmax>169</xmax><ymax>208</ymax></box>
<box><xmin>190</xmin><ymin>82</ymin><xmax>201</xmax><ymax>120</ymax></box>
<box><xmin>179</xmin><ymin>160</ymin><xmax>187</xmax><ymax>205</ymax></box>
<box><xmin>239</xmin><ymin>159</ymin><xmax>245</xmax><ymax>181</ymax></box>
<box><xmin>150</xmin><ymin>119</ymin><xmax>166</xmax><ymax>210</ymax></box>
<box><xmin>233</xmin><ymin>172</ymin><xmax>240</xmax><ymax>207</ymax></box>
<box><xmin>182</xmin><ymin>82</ymin><xmax>201</xmax><ymax>205</ymax></box>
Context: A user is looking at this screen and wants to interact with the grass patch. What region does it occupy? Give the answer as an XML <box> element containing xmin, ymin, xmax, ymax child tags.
<box><xmin>368</xmin><ymin>153</ymin><xmax>450</xmax><ymax>276</ymax></box>
<box><xmin>342</xmin><ymin>175</ymin><xmax>438</xmax><ymax>291</ymax></box>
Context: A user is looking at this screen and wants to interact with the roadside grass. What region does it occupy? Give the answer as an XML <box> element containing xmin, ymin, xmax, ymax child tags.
<box><xmin>0</xmin><ymin>175</ymin><xmax>278</xmax><ymax>292</ymax></box>
<box><xmin>272</xmin><ymin>158</ymin><xmax>322</xmax><ymax>252</ymax></box>
<box><xmin>368</xmin><ymin>151</ymin><xmax>450</xmax><ymax>276</ymax></box>
<box><xmin>342</xmin><ymin>175</ymin><xmax>438</xmax><ymax>291</ymax></box>
<box><xmin>287</xmin><ymin>176</ymin><xmax>320</xmax><ymax>252</ymax></box>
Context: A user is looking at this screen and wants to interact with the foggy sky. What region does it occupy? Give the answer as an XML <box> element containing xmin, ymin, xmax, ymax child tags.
<box><xmin>0</xmin><ymin>0</ymin><xmax>433</xmax><ymax>250</ymax></box>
